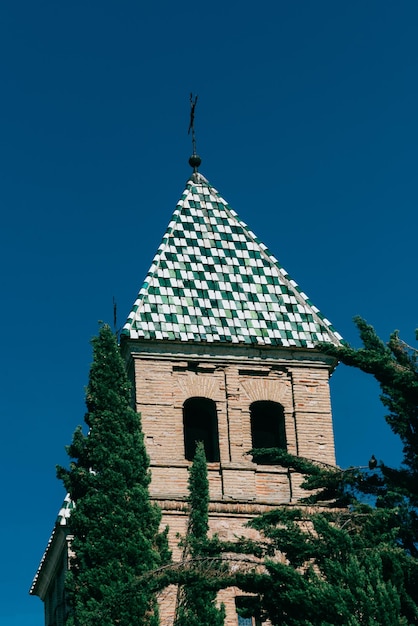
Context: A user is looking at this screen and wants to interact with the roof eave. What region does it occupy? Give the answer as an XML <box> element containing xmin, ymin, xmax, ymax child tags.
<box><xmin>30</xmin><ymin>525</ymin><xmax>70</xmax><ymax>600</ymax></box>
<box><xmin>121</xmin><ymin>336</ymin><xmax>340</xmax><ymax>371</ymax></box>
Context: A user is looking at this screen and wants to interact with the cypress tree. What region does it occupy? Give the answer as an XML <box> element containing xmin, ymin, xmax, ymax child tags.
<box><xmin>174</xmin><ymin>441</ymin><xmax>225</xmax><ymax>626</ymax></box>
<box><xmin>57</xmin><ymin>324</ymin><xmax>169</xmax><ymax>626</ymax></box>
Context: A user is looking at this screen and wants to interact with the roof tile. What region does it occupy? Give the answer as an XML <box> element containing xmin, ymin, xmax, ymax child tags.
<box><xmin>122</xmin><ymin>173</ymin><xmax>342</xmax><ymax>349</ymax></box>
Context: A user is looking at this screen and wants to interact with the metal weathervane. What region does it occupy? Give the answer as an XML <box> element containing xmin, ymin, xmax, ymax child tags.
<box><xmin>188</xmin><ymin>93</ymin><xmax>201</xmax><ymax>172</ymax></box>
<box><xmin>188</xmin><ymin>93</ymin><xmax>198</xmax><ymax>151</ymax></box>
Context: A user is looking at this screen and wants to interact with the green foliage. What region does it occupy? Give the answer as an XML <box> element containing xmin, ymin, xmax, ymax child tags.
<box><xmin>188</xmin><ymin>440</ymin><xmax>209</xmax><ymax>544</ymax></box>
<box><xmin>174</xmin><ymin>441</ymin><xmax>225</xmax><ymax>626</ymax></box>
<box><xmin>240</xmin><ymin>501</ymin><xmax>417</xmax><ymax>625</ymax></box>
<box><xmin>319</xmin><ymin>317</ymin><xmax>418</xmax><ymax>556</ymax></box>
<box><xmin>319</xmin><ymin>317</ymin><xmax>418</xmax><ymax>484</ymax></box>
<box><xmin>57</xmin><ymin>324</ymin><xmax>170</xmax><ymax>626</ymax></box>
<box><xmin>208</xmin><ymin>319</ymin><xmax>418</xmax><ymax>625</ymax></box>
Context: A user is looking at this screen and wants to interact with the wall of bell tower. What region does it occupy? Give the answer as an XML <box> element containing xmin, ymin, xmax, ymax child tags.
<box><xmin>123</xmin><ymin>339</ymin><xmax>337</xmax><ymax>626</ymax></box>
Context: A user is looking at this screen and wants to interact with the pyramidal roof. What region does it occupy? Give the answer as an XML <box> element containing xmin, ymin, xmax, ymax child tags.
<box><xmin>122</xmin><ymin>172</ymin><xmax>342</xmax><ymax>349</ymax></box>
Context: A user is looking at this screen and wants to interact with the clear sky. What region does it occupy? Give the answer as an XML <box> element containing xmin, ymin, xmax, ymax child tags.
<box><xmin>1</xmin><ymin>2</ymin><xmax>417</xmax><ymax>624</ymax></box>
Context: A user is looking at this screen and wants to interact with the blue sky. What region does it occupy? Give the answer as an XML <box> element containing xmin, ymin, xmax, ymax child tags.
<box><xmin>1</xmin><ymin>2</ymin><xmax>417</xmax><ymax>624</ymax></box>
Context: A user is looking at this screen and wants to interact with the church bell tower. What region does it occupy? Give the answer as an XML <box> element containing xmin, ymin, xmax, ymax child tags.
<box><xmin>120</xmin><ymin>157</ymin><xmax>342</xmax><ymax>624</ymax></box>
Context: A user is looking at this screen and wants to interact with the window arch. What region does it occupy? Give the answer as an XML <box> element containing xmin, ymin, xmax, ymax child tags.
<box><xmin>250</xmin><ymin>400</ymin><xmax>286</xmax><ymax>464</ymax></box>
<box><xmin>183</xmin><ymin>397</ymin><xmax>220</xmax><ymax>462</ymax></box>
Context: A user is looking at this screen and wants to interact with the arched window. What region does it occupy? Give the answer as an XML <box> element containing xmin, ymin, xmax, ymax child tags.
<box><xmin>183</xmin><ymin>397</ymin><xmax>220</xmax><ymax>462</ymax></box>
<box><xmin>250</xmin><ymin>400</ymin><xmax>286</xmax><ymax>464</ymax></box>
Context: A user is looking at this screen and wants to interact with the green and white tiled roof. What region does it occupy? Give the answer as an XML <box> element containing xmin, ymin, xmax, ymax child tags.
<box><xmin>122</xmin><ymin>172</ymin><xmax>342</xmax><ymax>349</ymax></box>
<box><xmin>56</xmin><ymin>493</ymin><xmax>74</xmax><ymax>526</ymax></box>
<box><xmin>29</xmin><ymin>494</ymin><xmax>74</xmax><ymax>595</ymax></box>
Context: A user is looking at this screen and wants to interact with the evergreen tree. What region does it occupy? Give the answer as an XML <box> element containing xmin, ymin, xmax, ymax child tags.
<box><xmin>174</xmin><ymin>441</ymin><xmax>225</xmax><ymax>626</ymax></box>
<box><xmin>229</xmin><ymin>319</ymin><xmax>418</xmax><ymax>625</ymax></box>
<box><xmin>231</xmin><ymin>457</ymin><xmax>417</xmax><ymax>625</ymax></box>
<box><xmin>319</xmin><ymin>316</ymin><xmax>418</xmax><ymax>553</ymax></box>
<box><xmin>57</xmin><ymin>324</ymin><xmax>169</xmax><ymax>626</ymax></box>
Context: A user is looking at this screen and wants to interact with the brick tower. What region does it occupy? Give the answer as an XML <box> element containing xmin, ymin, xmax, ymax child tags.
<box><xmin>31</xmin><ymin>162</ymin><xmax>342</xmax><ymax>626</ymax></box>
<box><xmin>119</xmin><ymin>165</ymin><xmax>342</xmax><ymax>624</ymax></box>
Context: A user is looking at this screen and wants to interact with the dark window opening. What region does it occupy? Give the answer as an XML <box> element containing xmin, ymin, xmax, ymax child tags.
<box><xmin>250</xmin><ymin>400</ymin><xmax>286</xmax><ymax>464</ymax></box>
<box><xmin>235</xmin><ymin>596</ymin><xmax>262</xmax><ymax>626</ymax></box>
<box><xmin>183</xmin><ymin>397</ymin><xmax>220</xmax><ymax>462</ymax></box>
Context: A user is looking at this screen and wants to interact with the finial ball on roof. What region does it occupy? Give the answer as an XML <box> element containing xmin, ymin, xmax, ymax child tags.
<box><xmin>189</xmin><ymin>154</ymin><xmax>202</xmax><ymax>170</ymax></box>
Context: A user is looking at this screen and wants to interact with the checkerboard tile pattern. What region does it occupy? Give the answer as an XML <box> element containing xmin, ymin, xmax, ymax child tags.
<box><xmin>123</xmin><ymin>173</ymin><xmax>342</xmax><ymax>348</ymax></box>
<box><xmin>30</xmin><ymin>495</ymin><xmax>74</xmax><ymax>594</ymax></box>
<box><xmin>56</xmin><ymin>493</ymin><xmax>74</xmax><ymax>526</ymax></box>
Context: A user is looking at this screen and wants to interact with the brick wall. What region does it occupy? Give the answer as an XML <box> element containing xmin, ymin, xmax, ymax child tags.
<box><xmin>126</xmin><ymin>344</ymin><xmax>337</xmax><ymax>626</ymax></box>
